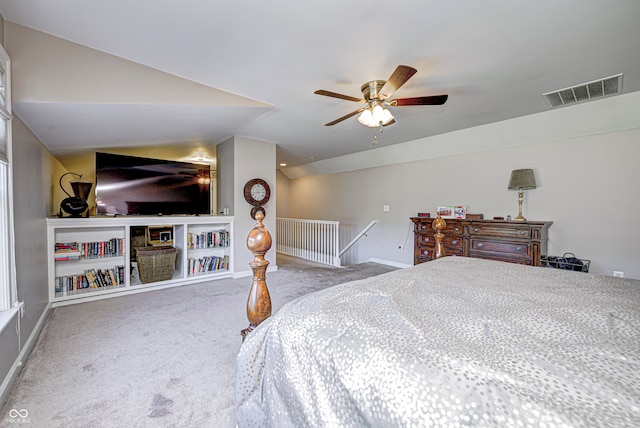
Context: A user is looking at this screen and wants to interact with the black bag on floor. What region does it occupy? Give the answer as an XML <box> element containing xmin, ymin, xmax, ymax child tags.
<box><xmin>556</xmin><ymin>252</ymin><xmax>586</xmax><ymax>272</ymax></box>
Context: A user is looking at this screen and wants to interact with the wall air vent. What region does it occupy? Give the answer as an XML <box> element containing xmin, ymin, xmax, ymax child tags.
<box><xmin>543</xmin><ymin>73</ymin><xmax>623</xmax><ymax>108</ymax></box>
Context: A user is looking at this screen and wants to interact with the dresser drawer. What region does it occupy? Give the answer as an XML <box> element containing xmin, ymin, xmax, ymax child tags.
<box><xmin>448</xmin><ymin>224</ymin><xmax>464</xmax><ymax>235</ymax></box>
<box><xmin>468</xmin><ymin>224</ymin><xmax>531</xmax><ymax>239</ymax></box>
<box><xmin>470</xmin><ymin>239</ymin><xmax>530</xmax><ymax>256</ymax></box>
<box><xmin>418</xmin><ymin>233</ymin><xmax>463</xmax><ymax>248</ymax></box>
<box><xmin>416</xmin><ymin>248</ymin><xmax>462</xmax><ymax>263</ymax></box>
<box><xmin>417</xmin><ymin>247</ymin><xmax>433</xmax><ymax>261</ymax></box>
<box><xmin>445</xmin><ymin>235</ymin><xmax>463</xmax><ymax>252</ymax></box>
<box><xmin>469</xmin><ymin>252</ymin><xmax>531</xmax><ymax>265</ymax></box>
<box><xmin>417</xmin><ymin>233</ymin><xmax>433</xmax><ymax>246</ymax></box>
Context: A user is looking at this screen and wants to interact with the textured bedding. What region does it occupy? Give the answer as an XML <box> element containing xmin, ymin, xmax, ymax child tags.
<box><xmin>235</xmin><ymin>257</ymin><xmax>640</xmax><ymax>427</ymax></box>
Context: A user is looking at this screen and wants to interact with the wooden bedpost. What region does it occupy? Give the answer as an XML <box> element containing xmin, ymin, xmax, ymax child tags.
<box><xmin>432</xmin><ymin>215</ymin><xmax>447</xmax><ymax>260</ymax></box>
<box><xmin>241</xmin><ymin>211</ymin><xmax>272</xmax><ymax>340</ymax></box>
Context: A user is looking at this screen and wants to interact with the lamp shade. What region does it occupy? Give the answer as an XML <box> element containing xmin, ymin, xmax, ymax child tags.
<box><xmin>71</xmin><ymin>181</ymin><xmax>93</xmax><ymax>200</ymax></box>
<box><xmin>508</xmin><ymin>169</ymin><xmax>536</xmax><ymax>190</ymax></box>
<box><xmin>357</xmin><ymin>109</ymin><xmax>373</xmax><ymax>126</ymax></box>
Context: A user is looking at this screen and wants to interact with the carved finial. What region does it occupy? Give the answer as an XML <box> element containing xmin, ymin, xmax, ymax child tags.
<box><xmin>246</xmin><ymin>211</ymin><xmax>271</xmax><ymax>255</ymax></box>
<box><xmin>432</xmin><ymin>215</ymin><xmax>447</xmax><ymax>260</ymax></box>
<box><xmin>242</xmin><ymin>210</ymin><xmax>272</xmax><ymax>340</ymax></box>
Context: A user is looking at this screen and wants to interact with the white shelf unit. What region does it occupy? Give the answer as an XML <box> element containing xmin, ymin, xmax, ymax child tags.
<box><xmin>47</xmin><ymin>216</ymin><xmax>234</xmax><ymax>306</ymax></box>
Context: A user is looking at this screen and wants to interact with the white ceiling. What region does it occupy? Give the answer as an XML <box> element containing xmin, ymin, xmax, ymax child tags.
<box><xmin>1</xmin><ymin>0</ymin><xmax>639</xmax><ymax>168</ymax></box>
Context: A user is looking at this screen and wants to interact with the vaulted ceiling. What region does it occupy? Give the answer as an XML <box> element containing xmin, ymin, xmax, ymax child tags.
<box><xmin>1</xmin><ymin>0</ymin><xmax>639</xmax><ymax>170</ymax></box>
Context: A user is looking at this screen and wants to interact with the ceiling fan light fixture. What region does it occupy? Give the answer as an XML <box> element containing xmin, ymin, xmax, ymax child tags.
<box><xmin>358</xmin><ymin>104</ymin><xmax>394</xmax><ymax>127</ymax></box>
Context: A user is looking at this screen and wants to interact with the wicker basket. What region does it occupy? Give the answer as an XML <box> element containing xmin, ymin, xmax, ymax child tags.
<box><xmin>135</xmin><ymin>246</ymin><xmax>177</xmax><ymax>283</ymax></box>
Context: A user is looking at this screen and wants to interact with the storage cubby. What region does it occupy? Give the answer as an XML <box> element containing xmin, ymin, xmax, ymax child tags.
<box><xmin>47</xmin><ymin>216</ymin><xmax>234</xmax><ymax>306</ymax></box>
<box><xmin>50</xmin><ymin>225</ymin><xmax>126</xmax><ymax>301</ymax></box>
<box><xmin>185</xmin><ymin>224</ymin><xmax>231</xmax><ymax>277</ymax></box>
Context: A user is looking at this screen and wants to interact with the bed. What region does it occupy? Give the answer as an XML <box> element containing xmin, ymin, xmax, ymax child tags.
<box><xmin>236</xmin><ymin>238</ymin><xmax>640</xmax><ymax>427</ymax></box>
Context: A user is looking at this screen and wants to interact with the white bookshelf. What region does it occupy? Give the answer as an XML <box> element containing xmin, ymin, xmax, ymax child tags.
<box><xmin>47</xmin><ymin>216</ymin><xmax>234</xmax><ymax>306</ymax></box>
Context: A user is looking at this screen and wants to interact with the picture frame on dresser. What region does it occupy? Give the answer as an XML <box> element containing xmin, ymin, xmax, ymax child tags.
<box><xmin>437</xmin><ymin>205</ymin><xmax>466</xmax><ymax>219</ymax></box>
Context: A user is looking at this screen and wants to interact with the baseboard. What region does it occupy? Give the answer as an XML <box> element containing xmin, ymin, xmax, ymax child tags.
<box><xmin>367</xmin><ymin>258</ymin><xmax>412</xmax><ymax>269</ymax></box>
<box><xmin>0</xmin><ymin>302</ymin><xmax>51</xmax><ymax>408</ymax></box>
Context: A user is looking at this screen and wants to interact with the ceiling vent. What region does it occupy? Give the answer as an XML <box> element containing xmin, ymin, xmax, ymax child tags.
<box><xmin>543</xmin><ymin>73</ymin><xmax>623</xmax><ymax>108</ymax></box>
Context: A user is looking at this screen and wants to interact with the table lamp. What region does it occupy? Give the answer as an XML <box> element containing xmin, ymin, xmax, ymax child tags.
<box><xmin>508</xmin><ymin>169</ymin><xmax>536</xmax><ymax>221</ymax></box>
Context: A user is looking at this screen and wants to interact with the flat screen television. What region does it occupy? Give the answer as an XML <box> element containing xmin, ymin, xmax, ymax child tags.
<box><xmin>95</xmin><ymin>152</ymin><xmax>211</xmax><ymax>216</ymax></box>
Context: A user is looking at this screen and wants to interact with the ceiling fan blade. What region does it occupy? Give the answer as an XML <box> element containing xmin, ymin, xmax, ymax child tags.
<box><xmin>379</xmin><ymin>65</ymin><xmax>417</xmax><ymax>99</ymax></box>
<box><xmin>314</xmin><ymin>89</ymin><xmax>365</xmax><ymax>103</ymax></box>
<box><xmin>388</xmin><ymin>94</ymin><xmax>448</xmax><ymax>106</ymax></box>
<box><xmin>324</xmin><ymin>108</ymin><xmax>364</xmax><ymax>126</ymax></box>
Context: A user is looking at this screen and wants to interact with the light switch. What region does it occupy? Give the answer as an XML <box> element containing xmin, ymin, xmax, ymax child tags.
<box><xmin>383</xmin><ymin>205</ymin><xmax>390</xmax><ymax>212</ymax></box>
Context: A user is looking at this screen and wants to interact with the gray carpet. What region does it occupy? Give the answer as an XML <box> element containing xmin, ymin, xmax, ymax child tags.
<box><xmin>1</xmin><ymin>255</ymin><xmax>396</xmax><ymax>428</ymax></box>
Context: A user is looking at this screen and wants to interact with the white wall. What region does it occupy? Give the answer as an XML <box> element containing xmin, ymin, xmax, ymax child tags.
<box><xmin>285</xmin><ymin>126</ymin><xmax>640</xmax><ymax>279</ymax></box>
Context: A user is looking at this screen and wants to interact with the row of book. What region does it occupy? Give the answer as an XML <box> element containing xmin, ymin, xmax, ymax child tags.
<box><xmin>54</xmin><ymin>265</ymin><xmax>125</xmax><ymax>293</ymax></box>
<box><xmin>187</xmin><ymin>255</ymin><xmax>229</xmax><ymax>275</ymax></box>
<box><xmin>54</xmin><ymin>238</ymin><xmax>126</xmax><ymax>261</ymax></box>
<box><xmin>187</xmin><ymin>230</ymin><xmax>230</xmax><ymax>250</ymax></box>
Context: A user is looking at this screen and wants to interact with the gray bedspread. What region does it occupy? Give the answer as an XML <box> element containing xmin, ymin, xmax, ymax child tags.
<box><xmin>236</xmin><ymin>257</ymin><xmax>640</xmax><ymax>427</ymax></box>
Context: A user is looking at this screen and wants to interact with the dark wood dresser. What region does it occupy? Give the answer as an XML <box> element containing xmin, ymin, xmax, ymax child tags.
<box><xmin>410</xmin><ymin>217</ymin><xmax>552</xmax><ymax>266</ymax></box>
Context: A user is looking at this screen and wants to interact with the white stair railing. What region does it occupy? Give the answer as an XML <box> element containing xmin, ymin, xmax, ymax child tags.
<box><xmin>276</xmin><ymin>218</ymin><xmax>341</xmax><ymax>267</ymax></box>
<box><xmin>339</xmin><ymin>220</ymin><xmax>377</xmax><ymax>257</ymax></box>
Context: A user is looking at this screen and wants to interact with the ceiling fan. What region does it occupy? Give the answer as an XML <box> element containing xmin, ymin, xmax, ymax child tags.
<box><xmin>314</xmin><ymin>65</ymin><xmax>448</xmax><ymax>127</ymax></box>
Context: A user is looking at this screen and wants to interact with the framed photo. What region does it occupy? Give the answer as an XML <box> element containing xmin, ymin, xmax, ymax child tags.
<box><xmin>160</xmin><ymin>231</ymin><xmax>172</xmax><ymax>242</ymax></box>
<box><xmin>437</xmin><ymin>205</ymin><xmax>466</xmax><ymax>219</ymax></box>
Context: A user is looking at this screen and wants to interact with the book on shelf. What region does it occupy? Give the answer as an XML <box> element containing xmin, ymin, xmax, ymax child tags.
<box><xmin>54</xmin><ymin>265</ymin><xmax>125</xmax><ymax>294</ymax></box>
<box><xmin>55</xmin><ymin>238</ymin><xmax>125</xmax><ymax>261</ymax></box>
<box><xmin>54</xmin><ymin>242</ymin><xmax>81</xmax><ymax>260</ymax></box>
<box><xmin>55</xmin><ymin>252</ymin><xmax>81</xmax><ymax>261</ymax></box>
<box><xmin>85</xmin><ymin>269</ymin><xmax>98</xmax><ymax>288</ymax></box>
<box><xmin>187</xmin><ymin>254</ymin><xmax>229</xmax><ymax>275</ymax></box>
<box><xmin>107</xmin><ymin>269</ymin><xmax>117</xmax><ymax>286</ymax></box>
<box><xmin>187</xmin><ymin>230</ymin><xmax>230</xmax><ymax>249</ymax></box>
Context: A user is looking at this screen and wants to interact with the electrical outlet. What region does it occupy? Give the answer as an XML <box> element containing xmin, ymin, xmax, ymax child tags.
<box><xmin>397</xmin><ymin>244</ymin><xmax>404</xmax><ymax>251</ymax></box>
<box><xmin>613</xmin><ymin>271</ymin><xmax>624</xmax><ymax>278</ymax></box>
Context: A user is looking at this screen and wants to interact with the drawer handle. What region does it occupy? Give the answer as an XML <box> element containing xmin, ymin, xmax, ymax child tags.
<box><xmin>519</xmin><ymin>231</ymin><xmax>525</xmax><ymax>235</ymax></box>
<box><xmin>516</xmin><ymin>246</ymin><xmax>522</xmax><ymax>251</ymax></box>
<box><xmin>423</xmin><ymin>250</ymin><xmax>429</xmax><ymax>255</ymax></box>
<box><xmin>474</xmin><ymin>228</ymin><xmax>479</xmax><ymax>232</ymax></box>
<box><xmin>477</xmin><ymin>243</ymin><xmax>484</xmax><ymax>249</ymax></box>
<box><xmin>424</xmin><ymin>238</ymin><xmax>429</xmax><ymax>242</ymax></box>
<box><xmin>452</xmin><ymin>240</ymin><xmax>458</xmax><ymax>245</ymax></box>
<box><xmin>454</xmin><ymin>227</ymin><xmax>460</xmax><ymax>232</ymax></box>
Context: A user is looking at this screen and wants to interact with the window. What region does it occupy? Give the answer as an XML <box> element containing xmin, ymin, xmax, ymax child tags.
<box><xmin>0</xmin><ymin>42</ymin><xmax>15</xmax><ymax>312</ymax></box>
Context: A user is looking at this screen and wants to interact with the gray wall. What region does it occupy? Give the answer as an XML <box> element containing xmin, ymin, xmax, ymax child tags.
<box><xmin>285</xmin><ymin>127</ymin><xmax>640</xmax><ymax>279</ymax></box>
<box><xmin>216</xmin><ymin>137</ymin><xmax>235</xmax><ymax>216</ymax></box>
<box><xmin>0</xmin><ymin>116</ymin><xmax>52</xmax><ymax>405</ymax></box>
<box><xmin>275</xmin><ymin>170</ymin><xmax>290</xmax><ymax>219</ymax></box>
<box><xmin>217</xmin><ymin>136</ymin><xmax>277</xmax><ymax>277</ymax></box>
